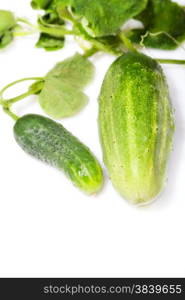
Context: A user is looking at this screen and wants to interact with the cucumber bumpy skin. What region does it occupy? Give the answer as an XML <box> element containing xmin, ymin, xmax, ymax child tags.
<box><xmin>14</xmin><ymin>114</ymin><xmax>103</xmax><ymax>194</ymax></box>
<box><xmin>98</xmin><ymin>52</ymin><xmax>175</xmax><ymax>205</ymax></box>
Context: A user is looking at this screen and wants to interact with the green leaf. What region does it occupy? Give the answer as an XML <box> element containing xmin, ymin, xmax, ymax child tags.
<box><xmin>29</xmin><ymin>80</ymin><xmax>45</xmax><ymax>95</ymax></box>
<box><xmin>130</xmin><ymin>0</ymin><xmax>185</xmax><ymax>50</ymax></box>
<box><xmin>39</xmin><ymin>77</ymin><xmax>88</xmax><ymax>118</ymax></box>
<box><xmin>56</xmin><ymin>0</ymin><xmax>148</xmax><ymax>37</ymax></box>
<box><xmin>0</xmin><ymin>10</ymin><xmax>16</xmax><ymax>33</ymax></box>
<box><xmin>0</xmin><ymin>30</ymin><xmax>14</xmax><ymax>49</ymax></box>
<box><xmin>39</xmin><ymin>11</ymin><xmax>65</xmax><ymax>25</ymax></box>
<box><xmin>128</xmin><ymin>29</ymin><xmax>178</xmax><ymax>50</ymax></box>
<box><xmin>36</xmin><ymin>11</ymin><xmax>65</xmax><ymax>50</ymax></box>
<box><xmin>96</xmin><ymin>35</ymin><xmax>123</xmax><ymax>55</ymax></box>
<box><xmin>47</xmin><ymin>53</ymin><xmax>94</xmax><ymax>88</ymax></box>
<box><xmin>0</xmin><ymin>10</ymin><xmax>16</xmax><ymax>49</ymax></box>
<box><xmin>36</xmin><ymin>33</ymin><xmax>65</xmax><ymax>51</ymax></box>
<box><xmin>39</xmin><ymin>53</ymin><xmax>95</xmax><ymax>119</ymax></box>
<box><xmin>31</xmin><ymin>0</ymin><xmax>53</xmax><ymax>9</ymax></box>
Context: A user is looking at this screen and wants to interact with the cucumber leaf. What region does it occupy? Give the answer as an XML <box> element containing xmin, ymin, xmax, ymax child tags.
<box><xmin>96</xmin><ymin>35</ymin><xmax>123</xmax><ymax>55</ymax></box>
<box><xmin>128</xmin><ymin>29</ymin><xmax>178</xmax><ymax>50</ymax></box>
<box><xmin>31</xmin><ymin>0</ymin><xmax>53</xmax><ymax>9</ymax></box>
<box><xmin>36</xmin><ymin>11</ymin><xmax>65</xmax><ymax>50</ymax></box>
<box><xmin>46</xmin><ymin>53</ymin><xmax>94</xmax><ymax>88</ymax></box>
<box><xmin>39</xmin><ymin>53</ymin><xmax>95</xmax><ymax>119</ymax></box>
<box><xmin>0</xmin><ymin>10</ymin><xmax>16</xmax><ymax>49</ymax></box>
<box><xmin>0</xmin><ymin>30</ymin><xmax>14</xmax><ymax>49</ymax></box>
<box><xmin>36</xmin><ymin>33</ymin><xmax>65</xmax><ymax>51</ymax></box>
<box><xmin>56</xmin><ymin>0</ymin><xmax>148</xmax><ymax>37</ymax></box>
<box><xmin>39</xmin><ymin>10</ymin><xmax>65</xmax><ymax>25</ymax></box>
<box><xmin>0</xmin><ymin>10</ymin><xmax>16</xmax><ymax>33</ymax></box>
<box><xmin>39</xmin><ymin>77</ymin><xmax>88</xmax><ymax>118</ymax></box>
<box><xmin>130</xmin><ymin>0</ymin><xmax>185</xmax><ymax>50</ymax></box>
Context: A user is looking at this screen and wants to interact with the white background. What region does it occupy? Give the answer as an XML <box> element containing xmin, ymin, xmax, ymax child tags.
<box><xmin>0</xmin><ymin>0</ymin><xmax>185</xmax><ymax>277</ymax></box>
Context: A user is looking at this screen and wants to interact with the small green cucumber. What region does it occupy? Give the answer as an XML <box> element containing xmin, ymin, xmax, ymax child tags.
<box><xmin>99</xmin><ymin>52</ymin><xmax>175</xmax><ymax>205</ymax></box>
<box><xmin>14</xmin><ymin>114</ymin><xmax>103</xmax><ymax>194</ymax></box>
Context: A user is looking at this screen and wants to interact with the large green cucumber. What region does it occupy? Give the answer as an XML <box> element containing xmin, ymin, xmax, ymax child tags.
<box><xmin>98</xmin><ymin>52</ymin><xmax>175</xmax><ymax>205</ymax></box>
<box><xmin>14</xmin><ymin>114</ymin><xmax>103</xmax><ymax>194</ymax></box>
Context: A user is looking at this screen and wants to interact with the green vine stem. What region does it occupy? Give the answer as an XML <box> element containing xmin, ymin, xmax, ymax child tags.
<box><xmin>83</xmin><ymin>47</ymin><xmax>98</xmax><ymax>58</ymax></box>
<box><xmin>0</xmin><ymin>77</ymin><xmax>44</xmax><ymax>104</ymax></box>
<box><xmin>3</xmin><ymin>107</ymin><xmax>19</xmax><ymax>121</ymax></box>
<box><xmin>118</xmin><ymin>32</ymin><xmax>138</xmax><ymax>53</ymax></box>
<box><xmin>5</xmin><ymin>89</ymin><xmax>37</xmax><ymax>106</ymax></box>
<box><xmin>38</xmin><ymin>24</ymin><xmax>75</xmax><ymax>37</ymax></box>
<box><xmin>156</xmin><ymin>58</ymin><xmax>185</xmax><ymax>65</ymax></box>
<box><xmin>0</xmin><ymin>77</ymin><xmax>44</xmax><ymax>121</ymax></box>
<box><xmin>13</xmin><ymin>30</ymin><xmax>38</xmax><ymax>37</ymax></box>
<box><xmin>16</xmin><ymin>18</ymin><xmax>37</xmax><ymax>29</ymax></box>
<box><xmin>57</xmin><ymin>8</ymin><xmax>74</xmax><ymax>23</ymax></box>
<box><xmin>13</xmin><ymin>18</ymin><xmax>39</xmax><ymax>37</ymax></box>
